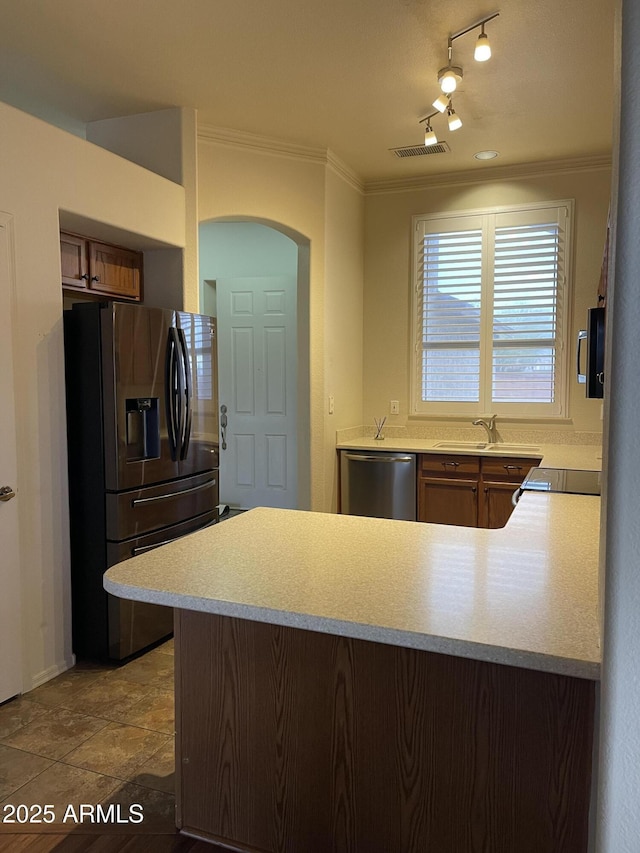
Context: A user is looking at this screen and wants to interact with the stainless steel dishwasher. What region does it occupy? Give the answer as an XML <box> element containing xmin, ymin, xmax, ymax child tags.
<box><xmin>339</xmin><ymin>450</ymin><xmax>416</xmax><ymax>520</ymax></box>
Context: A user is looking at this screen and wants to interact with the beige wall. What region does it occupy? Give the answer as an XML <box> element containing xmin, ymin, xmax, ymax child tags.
<box><xmin>363</xmin><ymin>166</ymin><xmax>612</xmax><ymax>435</ymax></box>
<box><xmin>323</xmin><ymin>168</ymin><xmax>364</xmax><ymax>510</ymax></box>
<box><xmin>196</xmin><ymin>138</ymin><xmax>365</xmax><ymax>512</ymax></box>
<box><xmin>87</xmin><ymin>107</ymin><xmax>199</xmax><ymax>311</ymax></box>
<box><xmin>0</xmin><ymin>101</ymin><xmax>186</xmax><ymax>689</ymax></box>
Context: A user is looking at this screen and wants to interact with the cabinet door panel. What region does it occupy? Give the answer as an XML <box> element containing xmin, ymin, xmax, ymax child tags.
<box><xmin>481</xmin><ymin>481</ymin><xmax>520</xmax><ymax>529</ymax></box>
<box><xmin>60</xmin><ymin>232</ymin><xmax>89</xmax><ymax>289</ymax></box>
<box><xmin>418</xmin><ymin>476</ymin><xmax>478</xmax><ymax>527</ymax></box>
<box><xmin>89</xmin><ymin>241</ymin><xmax>143</xmax><ymax>301</ymax></box>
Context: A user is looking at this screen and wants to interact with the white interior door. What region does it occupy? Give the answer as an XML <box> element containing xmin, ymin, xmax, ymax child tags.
<box><xmin>0</xmin><ymin>214</ymin><xmax>23</xmax><ymax>702</ymax></box>
<box><xmin>216</xmin><ymin>276</ymin><xmax>297</xmax><ymax>509</ymax></box>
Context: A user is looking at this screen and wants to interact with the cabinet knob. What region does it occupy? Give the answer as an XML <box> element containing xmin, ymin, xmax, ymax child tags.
<box><xmin>80</xmin><ymin>273</ymin><xmax>89</xmax><ymax>280</ymax></box>
<box><xmin>91</xmin><ymin>275</ymin><xmax>101</xmax><ymax>283</ymax></box>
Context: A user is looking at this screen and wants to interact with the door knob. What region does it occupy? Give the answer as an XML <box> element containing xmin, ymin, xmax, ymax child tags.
<box><xmin>0</xmin><ymin>486</ymin><xmax>16</xmax><ymax>502</ymax></box>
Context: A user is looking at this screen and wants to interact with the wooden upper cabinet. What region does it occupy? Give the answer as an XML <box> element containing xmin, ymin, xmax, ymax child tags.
<box><xmin>60</xmin><ymin>232</ymin><xmax>89</xmax><ymax>289</ymax></box>
<box><xmin>88</xmin><ymin>241</ymin><xmax>143</xmax><ymax>301</ymax></box>
<box><xmin>60</xmin><ymin>232</ymin><xmax>143</xmax><ymax>302</ymax></box>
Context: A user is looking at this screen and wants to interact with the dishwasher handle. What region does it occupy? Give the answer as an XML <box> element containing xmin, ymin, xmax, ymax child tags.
<box><xmin>343</xmin><ymin>453</ymin><xmax>414</xmax><ymax>463</ymax></box>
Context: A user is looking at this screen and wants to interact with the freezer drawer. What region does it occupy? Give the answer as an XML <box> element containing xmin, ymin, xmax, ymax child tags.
<box><xmin>105</xmin><ymin>509</ymin><xmax>217</xmax><ymax>660</ymax></box>
<box><xmin>340</xmin><ymin>451</ymin><xmax>416</xmax><ymax>521</ymax></box>
<box><xmin>106</xmin><ymin>509</ymin><xmax>218</xmax><ymax>565</ymax></box>
<box><xmin>106</xmin><ymin>471</ymin><xmax>218</xmax><ymax>541</ymax></box>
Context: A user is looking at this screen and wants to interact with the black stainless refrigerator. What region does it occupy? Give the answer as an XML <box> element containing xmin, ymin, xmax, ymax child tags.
<box><xmin>64</xmin><ymin>301</ymin><xmax>219</xmax><ymax>660</ymax></box>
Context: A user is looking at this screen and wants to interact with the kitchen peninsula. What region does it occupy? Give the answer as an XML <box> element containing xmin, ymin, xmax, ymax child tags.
<box><xmin>104</xmin><ymin>473</ymin><xmax>600</xmax><ymax>853</ymax></box>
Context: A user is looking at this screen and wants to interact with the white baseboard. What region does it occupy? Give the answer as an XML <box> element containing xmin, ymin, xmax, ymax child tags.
<box><xmin>27</xmin><ymin>653</ymin><xmax>76</xmax><ymax>692</ymax></box>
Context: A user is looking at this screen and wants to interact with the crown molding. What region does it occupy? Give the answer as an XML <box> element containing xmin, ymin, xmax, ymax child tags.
<box><xmin>363</xmin><ymin>153</ymin><xmax>613</xmax><ymax>195</ymax></box>
<box><xmin>198</xmin><ymin>124</ymin><xmax>328</xmax><ymax>163</ymax></box>
<box><xmin>197</xmin><ymin>124</ymin><xmax>364</xmax><ymax>192</ymax></box>
<box><xmin>326</xmin><ymin>150</ymin><xmax>365</xmax><ymax>194</ymax></box>
<box><xmin>197</xmin><ymin>125</ymin><xmax>610</xmax><ymax>197</ymax></box>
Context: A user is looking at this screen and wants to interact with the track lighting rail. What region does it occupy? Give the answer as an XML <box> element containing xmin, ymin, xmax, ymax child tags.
<box><xmin>450</xmin><ymin>11</ymin><xmax>500</xmax><ymax>43</ymax></box>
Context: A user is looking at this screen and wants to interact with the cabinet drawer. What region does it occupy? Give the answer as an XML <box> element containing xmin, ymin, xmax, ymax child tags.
<box><xmin>480</xmin><ymin>456</ymin><xmax>540</xmax><ymax>481</ymax></box>
<box><xmin>420</xmin><ymin>453</ymin><xmax>480</xmax><ymax>476</ymax></box>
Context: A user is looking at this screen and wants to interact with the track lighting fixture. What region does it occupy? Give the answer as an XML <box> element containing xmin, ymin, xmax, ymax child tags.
<box><xmin>432</xmin><ymin>93</ymin><xmax>449</xmax><ymax>113</ymax></box>
<box><xmin>420</xmin><ymin>13</ymin><xmax>498</xmax><ymax>146</ymax></box>
<box><xmin>434</xmin><ymin>11</ymin><xmax>499</xmax><ymax>94</ymax></box>
<box><xmin>474</xmin><ymin>24</ymin><xmax>491</xmax><ymax>61</ymax></box>
<box><xmin>420</xmin><ymin>112</ymin><xmax>439</xmax><ymax>146</ymax></box>
<box><xmin>424</xmin><ymin>123</ymin><xmax>438</xmax><ymax>146</ymax></box>
<box><xmin>419</xmin><ymin>98</ymin><xmax>463</xmax><ymax>143</ymax></box>
<box><xmin>437</xmin><ymin>60</ymin><xmax>463</xmax><ymax>94</ymax></box>
<box><xmin>447</xmin><ymin>103</ymin><xmax>462</xmax><ymax>131</ymax></box>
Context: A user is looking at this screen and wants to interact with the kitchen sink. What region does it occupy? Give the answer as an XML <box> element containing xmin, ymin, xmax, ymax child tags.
<box><xmin>434</xmin><ymin>441</ymin><xmax>488</xmax><ymax>450</ymax></box>
<box><xmin>486</xmin><ymin>443</ymin><xmax>540</xmax><ymax>453</ymax></box>
<box><xmin>433</xmin><ymin>441</ymin><xmax>540</xmax><ymax>454</ymax></box>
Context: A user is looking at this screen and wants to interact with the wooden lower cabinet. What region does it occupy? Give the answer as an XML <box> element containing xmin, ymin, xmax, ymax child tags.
<box><xmin>480</xmin><ymin>480</ymin><xmax>522</xmax><ymax>529</ymax></box>
<box><xmin>417</xmin><ymin>454</ymin><xmax>540</xmax><ymax>528</ymax></box>
<box><xmin>418</xmin><ymin>475</ymin><xmax>478</xmax><ymax>526</ymax></box>
<box><xmin>175</xmin><ymin>610</ymin><xmax>595</xmax><ymax>853</ymax></box>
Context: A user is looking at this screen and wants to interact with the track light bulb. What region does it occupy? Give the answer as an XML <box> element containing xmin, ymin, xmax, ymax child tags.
<box><xmin>440</xmin><ymin>69</ymin><xmax>459</xmax><ymax>93</ymax></box>
<box><xmin>424</xmin><ymin>124</ymin><xmax>438</xmax><ymax>146</ymax></box>
<box><xmin>447</xmin><ymin>106</ymin><xmax>462</xmax><ymax>131</ymax></box>
<box><xmin>432</xmin><ymin>94</ymin><xmax>449</xmax><ymax>113</ymax></box>
<box><xmin>474</xmin><ymin>31</ymin><xmax>491</xmax><ymax>61</ymax></box>
<box><xmin>437</xmin><ymin>65</ymin><xmax>463</xmax><ymax>94</ymax></box>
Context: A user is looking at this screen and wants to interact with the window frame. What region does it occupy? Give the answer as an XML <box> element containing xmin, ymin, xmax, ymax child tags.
<box><xmin>410</xmin><ymin>199</ymin><xmax>574</xmax><ymax>420</ymax></box>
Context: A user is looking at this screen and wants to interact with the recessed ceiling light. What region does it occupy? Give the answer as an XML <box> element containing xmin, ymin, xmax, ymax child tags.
<box><xmin>474</xmin><ymin>150</ymin><xmax>499</xmax><ymax>161</ymax></box>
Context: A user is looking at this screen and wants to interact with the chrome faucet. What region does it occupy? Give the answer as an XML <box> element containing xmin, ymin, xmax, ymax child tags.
<box><xmin>472</xmin><ymin>415</ymin><xmax>496</xmax><ymax>444</ymax></box>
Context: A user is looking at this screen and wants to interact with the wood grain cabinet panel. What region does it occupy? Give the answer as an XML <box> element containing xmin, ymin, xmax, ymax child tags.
<box><xmin>479</xmin><ymin>456</ymin><xmax>540</xmax><ymax>529</ymax></box>
<box><xmin>417</xmin><ymin>454</ymin><xmax>541</xmax><ymax>529</ymax></box>
<box><xmin>60</xmin><ymin>232</ymin><xmax>89</xmax><ymax>290</ymax></box>
<box><xmin>175</xmin><ymin>610</ymin><xmax>595</xmax><ymax>853</ymax></box>
<box><xmin>60</xmin><ymin>231</ymin><xmax>143</xmax><ymax>302</ymax></box>
<box><xmin>480</xmin><ymin>480</ymin><xmax>521</xmax><ymax>529</ymax></box>
<box><xmin>420</xmin><ymin>453</ymin><xmax>480</xmax><ymax>476</ymax></box>
<box><xmin>88</xmin><ymin>240</ymin><xmax>142</xmax><ymax>300</ymax></box>
<box><xmin>418</xmin><ymin>475</ymin><xmax>479</xmax><ymax>526</ymax></box>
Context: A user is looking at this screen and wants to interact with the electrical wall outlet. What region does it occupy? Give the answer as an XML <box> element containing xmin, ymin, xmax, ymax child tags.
<box><xmin>328</xmin><ymin>395</ymin><xmax>335</xmax><ymax>415</ymax></box>
<box><xmin>390</xmin><ymin>400</ymin><xmax>399</xmax><ymax>415</ymax></box>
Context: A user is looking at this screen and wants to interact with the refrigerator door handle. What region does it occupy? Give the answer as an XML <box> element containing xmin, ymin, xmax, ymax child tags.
<box><xmin>165</xmin><ymin>328</ymin><xmax>182</xmax><ymax>461</ymax></box>
<box><xmin>131</xmin><ymin>515</ymin><xmax>216</xmax><ymax>555</ymax></box>
<box><xmin>577</xmin><ymin>329</ymin><xmax>587</xmax><ymax>384</ymax></box>
<box><xmin>177</xmin><ymin>328</ymin><xmax>192</xmax><ymax>460</ymax></box>
<box><xmin>131</xmin><ymin>477</ymin><xmax>217</xmax><ymax>506</ymax></box>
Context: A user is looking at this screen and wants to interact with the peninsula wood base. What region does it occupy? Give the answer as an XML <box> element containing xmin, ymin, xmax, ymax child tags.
<box><xmin>175</xmin><ymin>610</ymin><xmax>595</xmax><ymax>853</ymax></box>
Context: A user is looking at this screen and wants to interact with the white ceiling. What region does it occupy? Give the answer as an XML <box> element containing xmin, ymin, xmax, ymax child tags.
<box><xmin>0</xmin><ymin>0</ymin><xmax>615</xmax><ymax>182</ymax></box>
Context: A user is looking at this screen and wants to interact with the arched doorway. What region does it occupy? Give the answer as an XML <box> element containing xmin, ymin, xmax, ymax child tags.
<box><xmin>199</xmin><ymin>218</ymin><xmax>310</xmax><ymax>512</ymax></box>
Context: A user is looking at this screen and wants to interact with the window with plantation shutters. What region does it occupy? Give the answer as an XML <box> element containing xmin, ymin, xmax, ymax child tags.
<box><xmin>411</xmin><ymin>201</ymin><xmax>572</xmax><ymax>418</ymax></box>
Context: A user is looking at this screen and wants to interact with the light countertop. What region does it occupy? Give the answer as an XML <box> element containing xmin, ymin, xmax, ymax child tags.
<box><xmin>104</xmin><ymin>492</ymin><xmax>601</xmax><ymax>681</ymax></box>
<box><xmin>336</xmin><ymin>437</ymin><xmax>602</xmax><ymax>471</ymax></box>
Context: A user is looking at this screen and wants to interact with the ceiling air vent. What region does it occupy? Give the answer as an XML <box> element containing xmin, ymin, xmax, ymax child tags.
<box><xmin>390</xmin><ymin>141</ymin><xmax>451</xmax><ymax>158</ymax></box>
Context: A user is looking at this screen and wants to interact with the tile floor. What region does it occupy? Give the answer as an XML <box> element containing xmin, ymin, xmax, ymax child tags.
<box><xmin>0</xmin><ymin>640</ymin><xmax>176</xmax><ymax>832</ymax></box>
